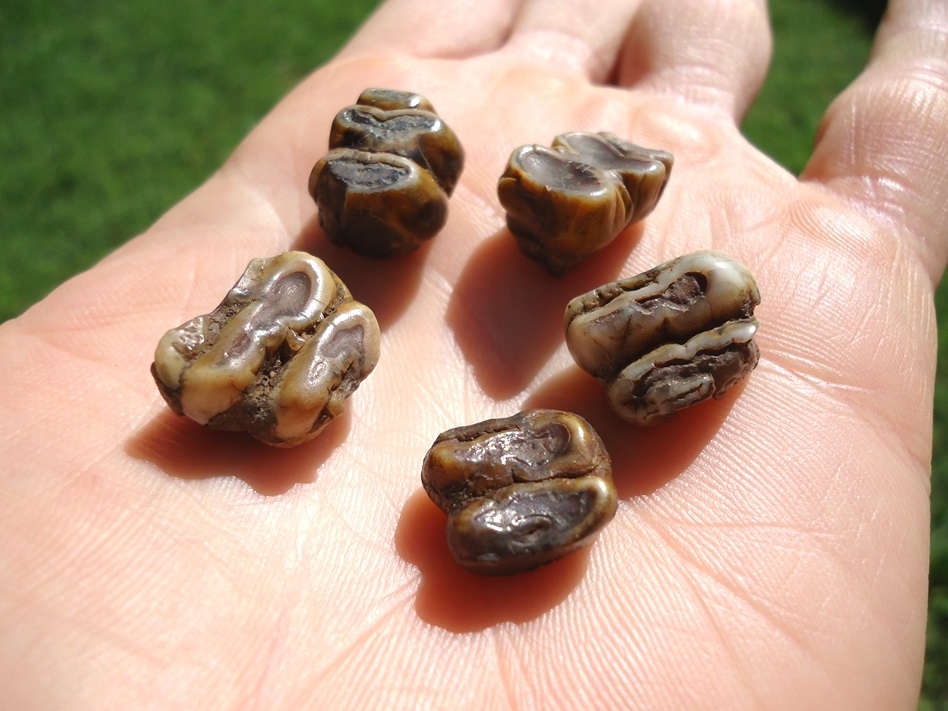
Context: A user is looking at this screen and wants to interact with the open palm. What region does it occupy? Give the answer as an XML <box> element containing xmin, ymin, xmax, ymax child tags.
<box><xmin>1</xmin><ymin>0</ymin><xmax>945</xmax><ymax>708</ymax></box>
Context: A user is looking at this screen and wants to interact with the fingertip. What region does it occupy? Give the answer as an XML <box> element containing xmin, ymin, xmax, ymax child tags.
<box><xmin>498</xmin><ymin>0</ymin><xmax>645</xmax><ymax>83</ymax></box>
<box><xmin>616</xmin><ymin>0</ymin><xmax>772</xmax><ymax>120</ymax></box>
<box><xmin>800</xmin><ymin>0</ymin><xmax>948</xmax><ymax>283</ymax></box>
<box><xmin>339</xmin><ymin>0</ymin><xmax>520</xmax><ymax>60</ymax></box>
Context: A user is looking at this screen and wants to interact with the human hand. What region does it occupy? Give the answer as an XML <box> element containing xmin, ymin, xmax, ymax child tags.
<box><xmin>1</xmin><ymin>0</ymin><xmax>944</xmax><ymax>708</ymax></box>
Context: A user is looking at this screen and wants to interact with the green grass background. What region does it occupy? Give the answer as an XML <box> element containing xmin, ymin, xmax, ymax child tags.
<box><xmin>0</xmin><ymin>0</ymin><xmax>944</xmax><ymax>705</ymax></box>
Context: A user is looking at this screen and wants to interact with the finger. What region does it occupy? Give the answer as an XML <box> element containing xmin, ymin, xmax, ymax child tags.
<box><xmin>340</xmin><ymin>0</ymin><xmax>520</xmax><ymax>59</ymax></box>
<box><xmin>800</xmin><ymin>0</ymin><xmax>948</xmax><ymax>284</ymax></box>
<box><xmin>499</xmin><ymin>0</ymin><xmax>645</xmax><ymax>82</ymax></box>
<box><xmin>616</xmin><ymin>0</ymin><xmax>771</xmax><ymax>120</ymax></box>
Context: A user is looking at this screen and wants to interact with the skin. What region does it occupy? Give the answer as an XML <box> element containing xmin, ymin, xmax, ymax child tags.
<box><xmin>0</xmin><ymin>0</ymin><xmax>945</xmax><ymax>708</ymax></box>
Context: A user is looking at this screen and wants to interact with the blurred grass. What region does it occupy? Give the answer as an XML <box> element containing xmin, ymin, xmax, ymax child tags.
<box><xmin>0</xmin><ymin>0</ymin><xmax>383</xmax><ymax>320</ymax></box>
<box><xmin>0</xmin><ymin>0</ymin><xmax>944</xmax><ymax>706</ymax></box>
